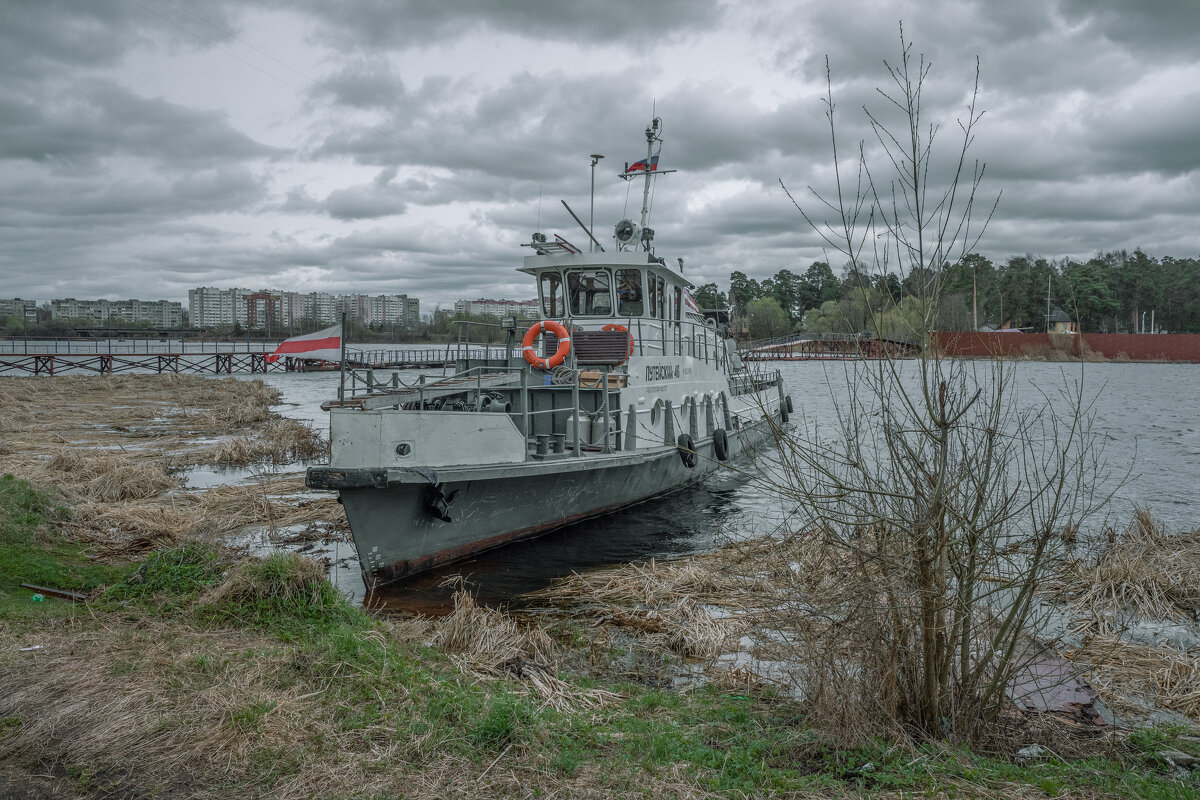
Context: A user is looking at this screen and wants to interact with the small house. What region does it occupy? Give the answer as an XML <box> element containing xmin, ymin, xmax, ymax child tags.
<box><xmin>1049</xmin><ymin>306</ymin><xmax>1077</xmax><ymax>333</ymax></box>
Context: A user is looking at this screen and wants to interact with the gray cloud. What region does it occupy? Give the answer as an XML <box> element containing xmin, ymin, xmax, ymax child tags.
<box><xmin>1</xmin><ymin>0</ymin><xmax>1198</xmax><ymax>310</ymax></box>
<box><xmin>323</xmin><ymin>167</ymin><xmax>410</xmax><ymax>219</ymax></box>
<box><xmin>308</xmin><ymin>56</ymin><xmax>407</xmax><ymax>109</ymax></box>
<box><xmin>282</xmin><ymin>0</ymin><xmax>724</xmax><ymax>49</ymax></box>
<box><xmin>0</xmin><ymin>79</ymin><xmax>278</xmax><ymax>168</ymax></box>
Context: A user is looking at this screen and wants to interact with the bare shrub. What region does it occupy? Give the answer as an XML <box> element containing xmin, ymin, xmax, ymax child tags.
<box><xmin>776</xmin><ymin>28</ymin><xmax>1112</xmax><ymax>742</ymax></box>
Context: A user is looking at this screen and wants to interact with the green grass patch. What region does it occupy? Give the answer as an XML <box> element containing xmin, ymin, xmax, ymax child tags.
<box><xmin>99</xmin><ymin>542</ymin><xmax>223</xmax><ymax>611</ymax></box>
<box><xmin>225</xmin><ymin>697</ymin><xmax>278</xmax><ymax>733</ymax></box>
<box><xmin>467</xmin><ymin>692</ymin><xmax>536</xmax><ymax>751</ymax></box>
<box><xmin>0</xmin><ymin>473</ymin><xmax>125</xmax><ymax>616</ymax></box>
<box><xmin>0</xmin><ymin>715</ymin><xmax>21</xmax><ymax>739</ymax></box>
<box><xmin>196</xmin><ymin>552</ymin><xmax>356</xmax><ymax>635</ymax></box>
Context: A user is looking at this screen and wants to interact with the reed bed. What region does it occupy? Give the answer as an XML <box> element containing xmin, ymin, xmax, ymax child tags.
<box><xmin>1053</xmin><ymin>509</ymin><xmax>1200</xmax><ymax>623</ymax></box>
<box><xmin>202</xmin><ymin>417</ymin><xmax>328</xmax><ymax>466</ymax></box>
<box><xmin>1067</xmin><ymin>635</ymin><xmax>1200</xmax><ymax>722</ymax></box>
<box><xmin>0</xmin><ymin>374</ymin><xmax>343</xmax><ymax>557</ymax></box>
<box><xmin>432</xmin><ymin>587</ymin><xmax>619</xmax><ymax>711</ymax></box>
<box><xmin>41</xmin><ymin>448</ymin><xmax>180</xmax><ymax>502</ymax></box>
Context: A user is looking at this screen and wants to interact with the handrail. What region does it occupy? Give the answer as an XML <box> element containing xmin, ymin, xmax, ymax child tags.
<box><xmin>331</xmin><ymin>319</ymin><xmax>776</xmax><ymax>462</ymax></box>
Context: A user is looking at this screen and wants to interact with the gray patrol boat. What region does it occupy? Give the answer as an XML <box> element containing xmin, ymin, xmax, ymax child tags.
<box><xmin>306</xmin><ymin>118</ymin><xmax>791</xmax><ymax>588</ymax></box>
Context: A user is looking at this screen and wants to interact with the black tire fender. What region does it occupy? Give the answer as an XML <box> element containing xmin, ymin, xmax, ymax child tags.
<box><xmin>780</xmin><ymin>403</ymin><xmax>789</xmax><ymax>423</ymax></box>
<box><xmin>676</xmin><ymin>433</ymin><xmax>698</xmax><ymax>468</ymax></box>
<box><xmin>785</xmin><ymin>395</ymin><xmax>794</xmax><ymax>414</ymax></box>
<box><xmin>713</xmin><ymin>428</ymin><xmax>729</xmax><ymax>461</ymax></box>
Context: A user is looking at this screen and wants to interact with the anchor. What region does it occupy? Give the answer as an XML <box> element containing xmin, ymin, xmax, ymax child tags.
<box><xmin>399</xmin><ymin>467</ymin><xmax>459</xmax><ymax>522</ymax></box>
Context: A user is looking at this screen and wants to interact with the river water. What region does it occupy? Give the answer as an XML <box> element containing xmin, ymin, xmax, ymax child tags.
<box><xmin>246</xmin><ymin>359</ymin><xmax>1199</xmax><ymax>610</ymax></box>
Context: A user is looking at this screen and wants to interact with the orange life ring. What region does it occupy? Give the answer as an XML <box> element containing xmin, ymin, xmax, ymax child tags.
<box><xmin>602</xmin><ymin>323</ymin><xmax>634</xmax><ymax>358</ymax></box>
<box><xmin>522</xmin><ymin>320</ymin><xmax>572</xmax><ymax>370</ymax></box>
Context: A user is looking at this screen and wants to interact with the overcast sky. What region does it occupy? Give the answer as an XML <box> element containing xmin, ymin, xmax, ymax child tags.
<box><xmin>3</xmin><ymin>0</ymin><xmax>1198</xmax><ymax>310</ymax></box>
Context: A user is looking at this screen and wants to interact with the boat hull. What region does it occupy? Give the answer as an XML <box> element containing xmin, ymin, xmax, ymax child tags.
<box><xmin>324</xmin><ymin>414</ymin><xmax>777</xmax><ymax>587</ymax></box>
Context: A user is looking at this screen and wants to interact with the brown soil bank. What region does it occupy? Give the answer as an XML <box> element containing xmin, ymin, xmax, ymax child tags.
<box><xmin>934</xmin><ymin>331</ymin><xmax>1200</xmax><ymax>362</ymax></box>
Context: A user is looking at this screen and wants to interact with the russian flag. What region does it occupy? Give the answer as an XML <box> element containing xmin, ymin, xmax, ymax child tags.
<box><xmin>626</xmin><ymin>154</ymin><xmax>659</xmax><ymax>173</ymax></box>
<box><xmin>265</xmin><ymin>324</ymin><xmax>342</xmax><ymax>363</ymax></box>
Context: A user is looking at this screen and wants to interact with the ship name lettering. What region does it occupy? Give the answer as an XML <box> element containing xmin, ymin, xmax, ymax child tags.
<box><xmin>645</xmin><ymin>365</ymin><xmax>680</xmax><ymax>381</ymax></box>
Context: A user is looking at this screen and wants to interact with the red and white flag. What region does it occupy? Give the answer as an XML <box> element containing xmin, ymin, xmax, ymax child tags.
<box><xmin>265</xmin><ymin>324</ymin><xmax>342</xmax><ymax>363</ymax></box>
<box><xmin>683</xmin><ymin>290</ymin><xmax>700</xmax><ymax>313</ymax></box>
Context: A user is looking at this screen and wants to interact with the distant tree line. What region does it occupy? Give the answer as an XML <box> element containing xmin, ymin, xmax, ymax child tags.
<box><xmin>701</xmin><ymin>250</ymin><xmax>1200</xmax><ymax>339</ymax></box>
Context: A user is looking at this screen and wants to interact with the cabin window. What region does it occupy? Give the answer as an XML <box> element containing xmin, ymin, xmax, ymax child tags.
<box><xmin>616</xmin><ymin>269</ymin><xmax>644</xmax><ymax>316</ymax></box>
<box><xmin>566</xmin><ymin>269</ymin><xmax>613</xmax><ymax>316</ymax></box>
<box><xmin>540</xmin><ymin>272</ymin><xmax>564</xmax><ymax>317</ymax></box>
<box><xmin>673</xmin><ymin>286</ymin><xmax>682</xmax><ymax>324</ymax></box>
<box><xmin>648</xmin><ymin>273</ymin><xmax>665</xmax><ymax>319</ymax></box>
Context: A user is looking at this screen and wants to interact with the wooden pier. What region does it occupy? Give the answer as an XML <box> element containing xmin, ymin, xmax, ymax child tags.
<box><xmin>741</xmin><ymin>332</ymin><xmax>920</xmax><ymax>361</ymax></box>
<box><xmin>0</xmin><ymin>352</ymin><xmax>288</xmax><ymax>376</ymax></box>
<box><xmin>0</xmin><ymin>341</ymin><xmax>501</xmax><ymax>376</ymax></box>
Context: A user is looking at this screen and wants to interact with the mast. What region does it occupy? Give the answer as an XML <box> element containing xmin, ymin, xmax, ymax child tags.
<box><xmin>638</xmin><ymin>118</ymin><xmax>659</xmax><ymax>229</ymax></box>
<box><xmin>614</xmin><ymin>117</ymin><xmax>674</xmax><ymax>253</ymax></box>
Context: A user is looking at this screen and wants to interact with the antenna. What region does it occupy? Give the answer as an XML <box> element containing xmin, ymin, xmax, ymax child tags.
<box><xmin>561</xmin><ymin>200</ymin><xmax>605</xmax><ymax>252</ymax></box>
<box><xmin>615</xmin><ymin>117</ymin><xmax>676</xmax><ymax>250</ymax></box>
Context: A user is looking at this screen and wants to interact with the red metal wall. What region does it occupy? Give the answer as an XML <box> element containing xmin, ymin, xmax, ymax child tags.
<box><xmin>933</xmin><ymin>332</ymin><xmax>1200</xmax><ymax>363</ymax></box>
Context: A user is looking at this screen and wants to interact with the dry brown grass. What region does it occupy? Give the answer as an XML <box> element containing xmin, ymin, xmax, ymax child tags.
<box><xmin>0</xmin><ymin>375</ymin><xmax>294</xmax><ymax>472</ymax></box>
<box><xmin>432</xmin><ymin>586</ymin><xmax>619</xmax><ymax>711</ymax></box>
<box><xmin>1054</xmin><ymin>509</ymin><xmax>1200</xmax><ymax>622</ymax></box>
<box><xmin>1030</xmin><ymin>509</ymin><xmax>1200</xmax><ymax>727</ymax></box>
<box><xmin>1066</xmin><ymin>635</ymin><xmax>1200</xmax><ymax>721</ymax></box>
<box><xmin>0</xmin><ymin>620</ymin><xmax>433</xmax><ymax>800</ymax></box>
<box><xmin>66</xmin><ymin>480</ymin><xmax>346</xmax><ymax>558</ymax></box>
<box><xmin>522</xmin><ymin>532</ymin><xmax>894</xmax><ymax>738</ymax></box>
<box><xmin>0</xmin><ymin>613</ymin><xmax>664</xmax><ymax>800</ymax></box>
<box><xmin>522</xmin><ymin>520</ymin><xmax>1200</xmax><ymax>742</ymax></box>
<box><xmin>0</xmin><ymin>374</ymin><xmax>278</xmax><ymax>438</ymax></box>
<box><xmin>534</xmin><ymin>552</ymin><xmax>780</xmax><ymax>609</ymax></box>
<box><xmin>39</xmin><ymin>448</ymin><xmax>180</xmax><ymax>502</ymax></box>
<box><xmin>0</xmin><ymin>631</ymin><xmax>721</xmax><ymax>799</ymax></box>
<box><xmin>203</xmin><ymin>417</ymin><xmax>328</xmax><ymax>466</ymax></box>
<box><xmin>0</xmin><ymin>375</ymin><xmax>340</xmax><ymax>557</ymax></box>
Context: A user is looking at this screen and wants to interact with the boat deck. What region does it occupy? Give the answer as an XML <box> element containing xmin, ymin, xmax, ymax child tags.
<box><xmin>321</xmin><ymin>372</ymin><xmax>523</xmax><ymax>410</ymax></box>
